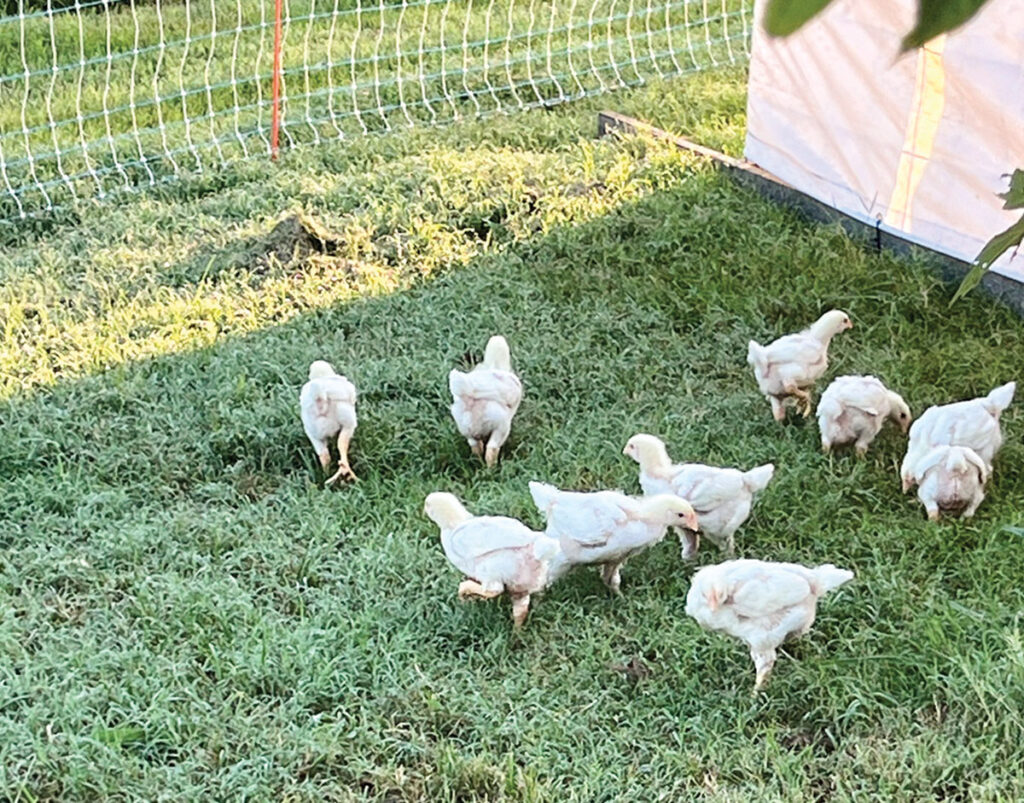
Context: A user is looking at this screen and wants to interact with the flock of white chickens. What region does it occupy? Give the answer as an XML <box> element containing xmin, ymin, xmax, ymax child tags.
<box><xmin>299</xmin><ymin>313</ymin><xmax>1015</xmax><ymax>692</ymax></box>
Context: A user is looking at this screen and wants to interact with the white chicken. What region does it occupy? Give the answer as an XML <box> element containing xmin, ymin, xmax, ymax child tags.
<box><xmin>299</xmin><ymin>360</ymin><xmax>358</xmax><ymax>484</ymax></box>
<box><xmin>747</xmin><ymin>310</ymin><xmax>853</xmax><ymax>421</ymax></box>
<box><xmin>817</xmin><ymin>375</ymin><xmax>912</xmax><ymax>455</ymax></box>
<box><xmin>912</xmin><ymin>445</ymin><xmax>990</xmax><ymax>521</ymax></box>
<box><xmin>686</xmin><ymin>559</ymin><xmax>854</xmax><ymax>691</ymax></box>
<box><xmin>528</xmin><ymin>481</ymin><xmax>698</xmax><ymax>594</ymax></box>
<box><xmin>900</xmin><ymin>381</ymin><xmax>1015</xmax><ymax>492</ymax></box>
<box><xmin>449</xmin><ymin>335</ymin><xmax>523</xmax><ymax>468</ymax></box>
<box><xmin>622</xmin><ymin>434</ymin><xmax>774</xmax><ymax>558</ymax></box>
<box><xmin>424</xmin><ymin>492</ymin><xmax>561</xmax><ymax>628</ymax></box>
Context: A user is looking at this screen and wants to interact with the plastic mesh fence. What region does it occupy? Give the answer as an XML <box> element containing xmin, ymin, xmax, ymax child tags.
<box><xmin>0</xmin><ymin>0</ymin><xmax>752</xmax><ymax>221</ymax></box>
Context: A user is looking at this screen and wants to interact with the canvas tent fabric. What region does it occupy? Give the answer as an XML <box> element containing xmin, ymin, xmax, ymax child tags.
<box><xmin>744</xmin><ymin>0</ymin><xmax>1024</xmax><ymax>279</ymax></box>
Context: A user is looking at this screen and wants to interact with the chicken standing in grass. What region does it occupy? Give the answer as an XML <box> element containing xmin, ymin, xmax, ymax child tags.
<box><xmin>686</xmin><ymin>559</ymin><xmax>853</xmax><ymax>692</ymax></box>
<box><xmin>299</xmin><ymin>360</ymin><xmax>358</xmax><ymax>484</ymax></box>
<box><xmin>528</xmin><ymin>481</ymin><xmax>698</xmax><ymax>594</ymax></box>
<box><xmin>911</xmin><ymin>445</ymin><xmax>990</xmax><ymax>521</ymax></box>
<box><xmin>817</xmin><ymin>375</ymin><xmax>912</xmax><ymax>455</ymax></box>
<box><xmin>622</xmin><ymin>434</ymin><xmax>773</xmax><ymax>558</ymax></box>
<box><xmin>900</xmin><ymin>381</ymin><xmax>1015</xmax><ymax>492</ymax></box>
<box><xmin>747</xmin><ymin>310</ymin><xmax>853</xmax><ymax>421</ymax></box>
<box><xmin>424</xmin><ymin>492</ymin><xmax>561</xmax><ymax>628</ymax></box>
<box><xmin>449</xmin><ymin>335</ymin><xmax>523</xmax><ymax>468</ymax></box>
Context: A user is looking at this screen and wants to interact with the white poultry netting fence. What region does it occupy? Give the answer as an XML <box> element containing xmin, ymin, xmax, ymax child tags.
<box><xmin>0</xmin><ymin>0</ymin><xmax>752</xmax><ymax>222</ymax></box>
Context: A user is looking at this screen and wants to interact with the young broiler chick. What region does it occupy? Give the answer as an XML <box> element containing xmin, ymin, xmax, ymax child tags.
<box><xmin>528</xmin><ymin>481</ymin><xmax>698</xmax><ymax>594</ymax></box>
<box><xmin>449</xmin><ymin>335</ymin><xmax>523</xmax><ymax>468</ymax></box>
<box><xmin>622</xmin><ymin>434</ymin><xmax>774</xmax><ymax>558</ymax></box>
<box><xmin>424</xmin><ymin>492</ymin><xmax>561</xmax><ymax>628</ymax></box>
<box><xmin>299</xmin><ymin>360</ymin><xmax>358</xmax><ymax>484</ymax></box>
<box><xmin>817</xmin><ymin>375</ymin><xmax>912</xmax><ymax>455</ymax></box>
<box><xmin>911</xmin><ymin>446</ymin><xmax>990</xmax><ymax>521</ymax></box>
<box><xmin>686</xmin><ymin>559</ymin><xmax>853</xmax><ymax>692</ymax></box>
<box><xmin>900</xmin><ymin>381</ymin><xmax>1015</xmax><ymax>493</ymax></box>
<box><xmin>747</xmin><ymin>310</ymin><xmax>853</xmax><ymax>421</ymax></box>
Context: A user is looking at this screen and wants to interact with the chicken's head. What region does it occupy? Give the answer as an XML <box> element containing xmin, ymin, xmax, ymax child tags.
<box><xmin>482</xmin><ymin>335</ymin><xmax>512</xmax><ymax>371</ymax></box>
<box><xmin>886</xmin><ymin>392</ymin><xmax>912</xmax><ymax>434</ymax></box>
<box><xmin>309</xmin><ymin>360</ymin><xmax>337</xmax><ymax>380</ymax></box>
<box><xmin>640</xmin><ymin>494</ymin><xmax>699</xmax><ymax>532</ymax></box>
<box><xmin>704</xmin><ymin>577</ymin><xmax>731</xmax><ymax>612</ymax></box>
<box><xmin>623</xmin><ymin>434</ymin><xmax>671</xmax><ymax>470</ymax></box>
<box><xmin>423</xmin><ymin>492</ymin><xmax>472</xmax><ymax>529</ymax></box>
<box><xmin>812</xmin><ymin>309</ymin><xmax>853</xmax><ymax>339</ymax></box>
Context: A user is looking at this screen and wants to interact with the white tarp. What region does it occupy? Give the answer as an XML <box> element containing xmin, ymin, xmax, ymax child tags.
<box><xmin>744</xmin><ymin>0</ymin><xmax>1024</xmax><ymax>279</ymax></box>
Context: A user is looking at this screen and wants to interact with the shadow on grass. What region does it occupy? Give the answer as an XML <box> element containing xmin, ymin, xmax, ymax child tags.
<box><xmin>4</xmin><ymin>166</ymin><xmax>1024</xmax><ymax>528</ymax></box>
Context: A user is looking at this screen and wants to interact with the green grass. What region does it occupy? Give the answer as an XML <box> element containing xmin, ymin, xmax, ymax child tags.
<box><xmin>3</xmin><ymin>67</ymin><xmax>1024</xmax><ymax>800</ymax></box>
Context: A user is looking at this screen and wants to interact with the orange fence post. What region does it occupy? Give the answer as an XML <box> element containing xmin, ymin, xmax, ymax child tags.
<box><xmin>270</xmin><ymin>0</ymin><xmax>283</xmax><ymax>160</ymax></box>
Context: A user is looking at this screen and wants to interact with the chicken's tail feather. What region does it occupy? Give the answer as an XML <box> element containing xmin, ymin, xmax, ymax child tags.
<box><xmin>448</xmin><ymin>369</ymin><xmax>470</xmax><ymax>398</ymax></box>
<box><xmin>528</xmin><ymin>481</ymin><xmax>559</xmax><ymax>517</ymax></box>
<box><xmin>743</xmin><ymin>463</ymin><xmax>775</xmax><ymax>493</ymax></box>
<box><xmin>812</xmin><ymin>564</ymin><xmax>854</xmax><ymax>595</ymax></box>
<box><xmin>747</xmin><ymin>340</ymin><xmax>768</xmax><ymax>371</ymax></box>
<box><xmin>984</xmin><ymin>381</ymin><xmax>1016</xmax><ymax>416</ymax></box>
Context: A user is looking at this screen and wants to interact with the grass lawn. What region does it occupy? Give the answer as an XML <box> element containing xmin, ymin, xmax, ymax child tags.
<box><xmin>3</xmin><ymin>66</ymin><xmax>1024</xmax><ymax>800</ymax></box>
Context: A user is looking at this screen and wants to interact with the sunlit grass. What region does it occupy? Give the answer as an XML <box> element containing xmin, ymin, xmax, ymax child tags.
<box><xmin>3</xmin><ymin>66</ymin><xmax>1024</xmax><ymax>799</ymax></box>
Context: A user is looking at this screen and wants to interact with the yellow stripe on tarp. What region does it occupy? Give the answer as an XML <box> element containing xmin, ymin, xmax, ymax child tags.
<box><xmin>884</xmin><ymin>35</ymin><xmax>949</xmax><ymax>232</ymax></box>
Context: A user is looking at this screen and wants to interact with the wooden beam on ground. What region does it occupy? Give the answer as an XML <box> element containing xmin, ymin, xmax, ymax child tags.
<box><xmin>597</xmin><ymin>109</ymin><xmax>1024</xmax><ymax>317</ymax></box>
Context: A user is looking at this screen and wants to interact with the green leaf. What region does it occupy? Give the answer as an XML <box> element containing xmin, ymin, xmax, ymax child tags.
<box><xmin>901</xmin><ymin>0</ymin><xmax>990</xmax><ymax>50</ymax></box>
<box><xmin>999</xmin><ymin>169</ymin><xmax>1024</xmax><ymax>210</ymax></box>
<box><xmin>952</xmin><ymin>213</ymin><xmax>1024</xmax><ymax>302</ymax></box>
<box><xmin>763</xmin><ymin>0</ymin><xmax>836</xmax><ymax>36</ymax></box>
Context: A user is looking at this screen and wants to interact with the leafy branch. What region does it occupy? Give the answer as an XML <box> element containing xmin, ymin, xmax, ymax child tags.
<box><xmin>952</xmin><ymin>171</ymin><xmax>1024</xmax><ymax>301</ymax></box>
<box><xmin>761</xmin><ymin>0</ymin><xmax>1023</xmax><ymax>299</ymax></box>
<box><xmin>762</xmin><ymin>0</ymin><xmax>992</xmax><ymax>51</ymax></box>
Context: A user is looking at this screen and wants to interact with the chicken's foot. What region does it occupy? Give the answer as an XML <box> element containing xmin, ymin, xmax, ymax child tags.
<box><xmin>458</xmin><ymin>579</ymin><xmax>502</xmax><ymax>600</ymax></box>
<box><xmin>326</xmin><ymin>428</ymin><xmax>357</xmax><ymax>485</ymax></box>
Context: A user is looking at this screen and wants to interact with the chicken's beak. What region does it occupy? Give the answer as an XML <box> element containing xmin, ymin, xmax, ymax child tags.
<box><xmin>846</xmin><ymin>320</ymin><xmax>854</xmax><ymax>330</ymax></box>
<box><xmin>685</xmin><ymin>510</ymin><xmax>699</xmax><ymax>532</ymax></box>
<box><xmin>622</xmin><ymin>444</ymin><xmax>632</xmax><ymax>456</ymax></box>
<box><xmin>901</xmin><ymin>419</ymin><xmax>911</xmax><ymax>435</ymax></box>
<box><xmin>706</xmin><ymin>589</ymin><xmax>719</xmax><ymax>612</ymax></box>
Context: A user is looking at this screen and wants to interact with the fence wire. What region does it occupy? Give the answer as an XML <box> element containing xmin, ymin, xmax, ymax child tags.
<box><xmin>0</xmin><ymin>0</ymin><xmax>752</xmax><ymax>221</ymax></box>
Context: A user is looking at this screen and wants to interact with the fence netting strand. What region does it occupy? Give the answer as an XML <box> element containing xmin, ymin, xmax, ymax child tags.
<box><xmin>0</xmin><ymin>0</ymin><xmax>752</xmax><ymax>220</ymax></box>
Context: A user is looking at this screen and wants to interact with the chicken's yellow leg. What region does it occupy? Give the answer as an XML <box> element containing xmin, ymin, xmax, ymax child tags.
<box><xmin>752</xmin><ymin>649</ymin><xmax>776</xmax><ymax>692</ymax></box>
<box><xmin>510</xmin><ymin>593</ymin><xmax>531</xmax><ymax>629</ymax></box>
<box><xmin>326</xmin><ymin>428</ymin><xmax>357</xmax><ymax>485</ymax></box>
<box><xmin>484</xmin><ymin>446</ymin><xmax>500</xmax><ymax>468</ymax></box>
<box><xmin>600</xmin><ymin>562</ymin><xmax>623</xmax><ymax>595</ymax></box>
